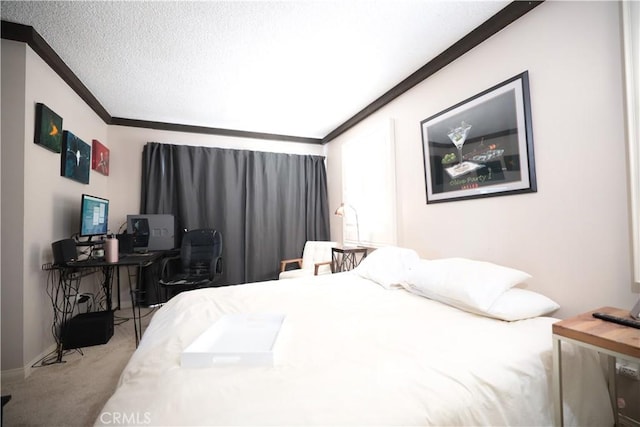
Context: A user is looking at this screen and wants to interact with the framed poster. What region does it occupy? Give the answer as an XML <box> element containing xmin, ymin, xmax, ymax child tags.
<box><xmin>34</xmin><ymin>103</ymin><xmax>63</xmax><ymax>153</ymax></box>
<box><xmin>61</xmin><ymin>131</ymin><xmax>91</xmax><ymax>184</ymax></box>
<box><xmin>92</xmin><ymin>139</ymin><xmax>110</xmax><ymax>176</ymax></box>
<box><xmin>420</xmin><ymin>71</ymin><xmax>536</xmax><ymax>203</ymax></box>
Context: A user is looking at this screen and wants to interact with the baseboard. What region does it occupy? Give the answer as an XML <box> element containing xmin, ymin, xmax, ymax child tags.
<box><xmin>1</xmin><ymin>366</ymin><xmax>25</xmax><ymax>383</ymax></box>
<box><xmin>2</xmin><ymin>305</ymin><xmax>145</xmax><ymax>383</ymax></box>
<box><xmin>1</xmin><ymin>342</ymin><xmax>57</xmax><ymax>382</ymax></box>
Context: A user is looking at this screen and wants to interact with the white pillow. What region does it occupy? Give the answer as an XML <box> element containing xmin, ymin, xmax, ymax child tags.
<box><xmin>483</xmin><ymin>288</ymin><xmax>560</xmax><ymax>321</ymax></box>
<box><xmin>403</xmin><ymin>258</ymin><xmax>532</xmax><ymax>312</ymax></box>
<box><xmin>354</xmin><ymin>246</ymin><xmax>420</xmax><ymax>289</ymax></box>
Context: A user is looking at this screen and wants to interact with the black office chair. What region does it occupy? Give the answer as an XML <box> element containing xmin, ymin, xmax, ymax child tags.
<box><xmin>159</xmin><ymin>229</ymin><xmax>223</xmax><ymax>299</ymax></box>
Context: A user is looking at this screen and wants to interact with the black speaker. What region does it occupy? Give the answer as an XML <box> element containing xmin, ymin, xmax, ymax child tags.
<box><xmin>61</xmin><ymin>310</ymin><xmax>114</xmax><ymax>349</ymax></box>
<box><xmin>52</xmin><ymin>239</ymin><xmax>77</xmax><ymax>265</ymax></box>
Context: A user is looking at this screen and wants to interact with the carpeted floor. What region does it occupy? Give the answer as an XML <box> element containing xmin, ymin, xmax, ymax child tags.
<box><xmin>2</xmin><ymin>308</ymin><xmax>156</xmax><ymax>427</ymax></box>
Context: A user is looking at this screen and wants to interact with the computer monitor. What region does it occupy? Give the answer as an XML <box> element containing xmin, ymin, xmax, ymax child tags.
<box><xmin>127</xmin><ymin>214</ymin><xmax>175</xmax><ymax>252</ymax></box>
<box><xmin>126</xmin><ymin>216</ymin><xmax>150</xmax><ymax>252</ymax></box>
<box><xmin>79</xmin><ymin>194</ymin><xmax>109</xmax><ymax>238</ymax></box>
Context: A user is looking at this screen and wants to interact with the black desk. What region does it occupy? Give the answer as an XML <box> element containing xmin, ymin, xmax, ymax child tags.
<box><xmin>45</xmin><ymin>251</ymin><xmax>166</xmax><ymax>361</ymax></box>
<box><xmin>66</xmin><ymin>252</ymin><xmax>162</xmax><ymax>295</ymax></box>
<box><xmin>68</xmin><ymin>252</ymin><xmax>165</xmax><ymax>345</ymax></box>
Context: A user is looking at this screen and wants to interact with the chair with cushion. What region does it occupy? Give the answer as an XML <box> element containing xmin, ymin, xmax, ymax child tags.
<box><xmin>279</xmin><ymin>241</ymin><xmax>337</xmax><ymax>279</ymax></box>
<box><xmin>159</xmin><ymin>229</ymin><xmax>223</xmax><ymax>298</ymax></box>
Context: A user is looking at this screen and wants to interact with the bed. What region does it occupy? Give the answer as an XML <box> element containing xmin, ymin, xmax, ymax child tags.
<box><xmin>97</xmin><ymin>248</ymin><xmax>613</xmax><ymax>426</ymax></box>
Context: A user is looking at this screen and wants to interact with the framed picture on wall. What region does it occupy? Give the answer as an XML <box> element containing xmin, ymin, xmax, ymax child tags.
<box><xmin>61</xmin><ymin>131</ymin><xmax>91</xmax><ymax>184</ymax></box>
<box><xmin>92</xmin><ymin>139</ymin><xmax>110</xmax><ymax>176</ymax></box>
<box><xmin>34</xmin><ymin>103</ymin><xmax>63</xmax><ymax>153</ymax></box>
<box><xmin>420</xmin><ymin>71</ymin><xmax>536</xmax><ymax>203</ymax></box>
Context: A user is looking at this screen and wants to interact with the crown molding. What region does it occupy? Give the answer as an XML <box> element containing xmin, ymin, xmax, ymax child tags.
<box><xmin>0</xmin><ymin>20</ymin><xmax>322</xmax><ymax>145</ymax></box>
<box><xmin>111</xmin><ymin>117</ymin><xmax>323</xmax><ymax>144</ymax></box>
<box><xmin>1</xmin><ymin>20</ymin><xmax>111</xmax><ymax>122</ymax></box>
<box><xmin>2</xmin><ymin>0</ymin><xmax>542</xmax><ymax>146</ymax></box>
<box><xmin>322</xmin><ymin>0</ymin><xmax>544</xmax><ymax>143</ymax></box>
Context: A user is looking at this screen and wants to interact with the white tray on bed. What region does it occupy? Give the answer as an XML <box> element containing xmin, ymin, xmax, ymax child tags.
<box><xmin>181</xmin><ymin>313</ymin><xmax>286</xmax><ymax>368</ymax></box>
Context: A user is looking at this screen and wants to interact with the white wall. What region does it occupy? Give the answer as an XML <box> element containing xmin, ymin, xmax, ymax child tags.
<box><xmin>23</xmin><ymin>41</ymin><xmax>112</xmax><ymax>370</ymax></box>
<box><xmin>1</xmin><ymin>39</ymin><xmax>111</xmax><ymax>376</ymax></box>
<box><xmin>1</xmin><ymin>40</ymin><xmax>27</xmax><ymax>372</ymax></box>
<box><xmin>327</xmin><ymin>1</ymin><xmax>636</xmax><ymax>318</ymax></box>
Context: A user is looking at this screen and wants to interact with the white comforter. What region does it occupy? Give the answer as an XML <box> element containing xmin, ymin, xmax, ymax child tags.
<box><xmin>97</xmin><ymin>273</ymin><xmax>612</xmax><ymax>426</ymax></box>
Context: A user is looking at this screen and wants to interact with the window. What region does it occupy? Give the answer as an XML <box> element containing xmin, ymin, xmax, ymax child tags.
<box><xmin>341</xmin><ymin>119</ymin><xmax>397</xmax><ymax>247</ymax></box>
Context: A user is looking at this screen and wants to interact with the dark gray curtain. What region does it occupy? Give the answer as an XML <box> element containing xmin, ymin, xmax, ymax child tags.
<box><xmin>140</xmin><ymin>142</ymin><xmax>330</xmax><ymax>285</ymax></box>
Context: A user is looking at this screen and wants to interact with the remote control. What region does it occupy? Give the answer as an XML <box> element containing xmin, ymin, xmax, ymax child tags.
<box><xmin>592</xmin><ymin>312</ymin><xmax>640</xmax><ymax>329</ymax></box>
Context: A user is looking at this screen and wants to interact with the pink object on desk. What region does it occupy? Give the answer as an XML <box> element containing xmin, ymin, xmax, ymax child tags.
<box><xmin>104</xmin><ymin>237</ymin><xmax>118</xmax><ymax>263</ymax></box>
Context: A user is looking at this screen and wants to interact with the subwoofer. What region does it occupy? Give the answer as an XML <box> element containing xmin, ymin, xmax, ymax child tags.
<box><xmin>61</xmin><ymin>310</ymin><xmax>114</xmax><ymax>349</ymax></box>
<box><xmin>52</xmin><ymin>239</ymin><xmax>77</xmax><ymax>265</ymax></box>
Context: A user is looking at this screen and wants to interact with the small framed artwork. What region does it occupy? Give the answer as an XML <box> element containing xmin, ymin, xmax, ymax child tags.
<box><xmin>420</xmin><ymin>71</ymin><xmax>536</xmax><ymax>203</ymax></box>
<box><xmin>34</xmin><ymin>103</ymin><xmax>63</xmax><ymax>153</ymax></box>
<box><xmin>92</xmin><ymin>139</ymin><xmax>110</xmax><ymax>176</ymax></box>
<box><xmin>61</xmin><ymin>131</ymin><xmax>91</xmax><ymax>184</ymax></box>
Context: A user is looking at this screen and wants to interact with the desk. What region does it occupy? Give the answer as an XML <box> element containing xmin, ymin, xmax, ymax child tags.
<box><xmin>42</xmin><ymin>262</ymin><xmax>100</xmax><ymax>363</ymax></box>
<box><xmin>552</xmin><ymin>307</ymin><xmax>640</xmax><ymax>426</ymax></box>
<box><xmin>45</xmin><ymin>252</ymin><xmax>166</xmax><ymax>361</ymax></box>
<box><xmin>70</xmin><ymin>252</ymin><xmax>165</xmax><ymax>346</ymax></box>
<box><xmin>331</xmin><ymin>246</ymin><xmax>368</xmax><ymax>273</ymax></box>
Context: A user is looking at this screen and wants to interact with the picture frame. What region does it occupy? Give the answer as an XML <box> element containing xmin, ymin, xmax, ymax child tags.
<box><xmin>34</xmin><ymin>103</ymin><xmax>63</xmax><ymax>153</ymax></box>
<box><xmin>420</xmin><ymin>71</ymin><xmax>536</xmax><ymax>204</ymax></box>
<box><xmin>91</xmin><ymin>139</ymin><xmax>110</xmax><ymax>176</ymax></box>
<box><xmin>61</xmin><ymin>130</ymin><xmax>91</xmax><ymax>184</ymax></box>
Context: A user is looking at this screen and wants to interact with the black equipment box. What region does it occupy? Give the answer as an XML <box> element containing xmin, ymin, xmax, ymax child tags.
<box><xmin>61</xmin><ymin>310</ymin><xmax>114</xmax><ymax>349</ymax></box>
<box><xmin>52</xmin><ymin>238</ymin><xmax>77</xmax><ymax>265</ymax></box>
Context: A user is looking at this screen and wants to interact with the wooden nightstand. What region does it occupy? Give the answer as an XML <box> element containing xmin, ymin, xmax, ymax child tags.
<box><xmin>331</xmin><ymin>246</ymin><xmax>368</xmax><ymax>273</ymax></box>
<box><xmin>552</xmin><ymin>307</ymin><xmax>640</xmax><ymax>426</ymax></box>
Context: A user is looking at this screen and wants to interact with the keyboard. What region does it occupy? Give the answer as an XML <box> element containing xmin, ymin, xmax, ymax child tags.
<box><xmin>592</xmin><ymin>312</ymin><xmax>640</xmax><ymax>329</ymax></box>
<box><xmin>120</xmin><ymin>252</ymin><xmax>154</xmax><ymax>258</ymax></box>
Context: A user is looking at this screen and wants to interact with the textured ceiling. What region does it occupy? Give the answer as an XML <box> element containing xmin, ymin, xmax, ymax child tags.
<box><xmin>1</xmin><ymin>1</ymin><xmax>510</xmax><ymax>139</ymax></box>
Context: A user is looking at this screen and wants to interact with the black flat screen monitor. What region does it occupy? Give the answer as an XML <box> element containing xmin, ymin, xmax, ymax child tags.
<box><xmin>79</xmin><ymin>194</ymin><xmax>109</xmax><ymax>237</ymax></box>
